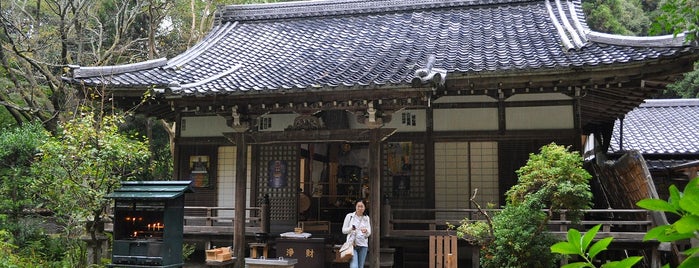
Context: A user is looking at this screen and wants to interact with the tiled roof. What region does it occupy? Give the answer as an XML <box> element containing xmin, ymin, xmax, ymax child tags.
<box><xmin>65</xmin><ymin>0</ymin><xmax>695</xmax><ymax>96</ymax></box>
<box><xmin>609</xmin><ymin>99</ymin><xmax>699</xmax><ymax>155</ymax></box>
<box><xmin>645</xmin><ymin>159</ymin><xmax>699</xmax><ymax>171</ymax></box>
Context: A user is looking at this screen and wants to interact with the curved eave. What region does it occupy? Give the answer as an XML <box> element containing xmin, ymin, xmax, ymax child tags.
<box><xmin>70</xmin><ymin>58</ymin><xmax>167</xmax><ymax>78</ymax></box>
<box><xmin>588</xmin><ymin>31</ymin><xmax>690</xmax><ymax>47</ymax></box>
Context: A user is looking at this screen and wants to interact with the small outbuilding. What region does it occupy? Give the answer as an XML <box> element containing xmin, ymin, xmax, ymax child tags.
<box><xmin>106</xmin><ymin>181</ymin><xmax>193</xmax><ymax>267</ymax></box>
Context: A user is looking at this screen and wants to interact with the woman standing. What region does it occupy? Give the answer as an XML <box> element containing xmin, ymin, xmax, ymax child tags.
<box><xmin>342</xmin><ymin>199</ymin><xmax>371</xmax><ymax>268</ymax></box>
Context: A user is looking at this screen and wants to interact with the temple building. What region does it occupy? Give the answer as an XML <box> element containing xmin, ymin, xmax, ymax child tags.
<box><xmin>64</xmin><ymin>0</ymin><xmax>699</xmax><ymax>266</ymax></box>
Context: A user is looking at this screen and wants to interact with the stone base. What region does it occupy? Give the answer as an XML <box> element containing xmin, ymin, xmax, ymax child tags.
<box><xmin>245</xmin><ymin>258</ymin><xmax>297</xmax><ymax>268</ymax></box>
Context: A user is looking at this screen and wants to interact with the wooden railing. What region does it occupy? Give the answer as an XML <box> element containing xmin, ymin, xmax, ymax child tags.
<box><xmin>107</xmin><ymin>205</ymin><xmax>651</xmax><ymax>242</ymax></box>
<box><xmin>105</xmin><ymin>206</ymin><xmax>265</xmax><ymax>236</ymax></box>
<box><xmin>383</xmin><ymin>206</ymin><xmax>499</xmax><ymax>237</ymax></box>
<box><xmin>384</xmin><ymin>205</ymin><xmax>653</xmax><ymax>242</ymax></box>
<box><xmin>182</xmin><ymin>206</ymin><xmax>264</xmax><ymax>236</ymax></box>
<box><xmin>547</xmin><ymin>209</ymin><xmax>652</xmax><ymax>241</ymax></box>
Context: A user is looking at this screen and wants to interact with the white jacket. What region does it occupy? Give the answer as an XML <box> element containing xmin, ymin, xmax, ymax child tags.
<box><xmin>342</xmin><ymin>212</ymin><xmax>371</xmax><ymax>247</ymax></box>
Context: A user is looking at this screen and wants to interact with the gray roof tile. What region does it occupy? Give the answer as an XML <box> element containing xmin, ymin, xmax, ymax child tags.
<box><xmin>65</xmin><ymin>0</ymin><xmax>696</xmax><ymax>96</ymax></box>
<box><xmin>609</xmin><ymin>99</ymin><xmax>699</xmax><ymax>155</ymax></box>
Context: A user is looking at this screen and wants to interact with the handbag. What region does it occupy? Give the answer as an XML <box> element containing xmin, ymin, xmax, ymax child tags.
<box><xmin>338</xmin><ymin>232</ymin><xmax>355</xmax><ymax>262</ymax></box>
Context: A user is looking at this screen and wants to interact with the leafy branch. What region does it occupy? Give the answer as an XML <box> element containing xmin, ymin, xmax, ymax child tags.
<box><xmin>636</xmin><ymin>177</ymin><xmax>699</xmax><ymax>268</ymax></box>
<box><xmin>551</xmin><ymin>224</ymin><xmax>642</xmax><ymax>268</ymax></box>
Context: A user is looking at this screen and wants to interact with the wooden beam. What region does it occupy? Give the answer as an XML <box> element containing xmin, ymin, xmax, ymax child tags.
<box><xmin>229</xmin><ymin>128</ymin><xmax>397</xmax><ymax>144</ymax></box>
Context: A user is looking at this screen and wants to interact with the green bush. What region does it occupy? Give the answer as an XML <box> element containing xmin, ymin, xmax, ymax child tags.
<box><xmin>506</xmin><ymin>143</ymin><xmax>592</xmax><ymax>222</ymax></box>
<box><xmin>455</xmin><ymin>143</ymin><xmax>592</xmax><ymax>268</ymax></box>
<box><xmin>637</xmin><ymin>177</ymin><xmax>699</xmax><ymax>268</ymax></box>
<box><xmin>0</xmin><ymin>229</ymin><xmax>40</xmax><ymax>268</ymax></box>
<box><xmin>484</xmin><ymin>198</ymin><xmax>561</xmax><ymax>268</ymax></box>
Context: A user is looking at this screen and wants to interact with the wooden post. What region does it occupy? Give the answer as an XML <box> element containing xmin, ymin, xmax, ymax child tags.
<box><xmin>382</xmin><ymin>201</ymin><xmax>391</xmax><ymax>237</ymax></box>
<box><xmin>205</xmin><ymin>208</ymin><xmax>213</xmax><ymax>250</ymax></box>
<box><xmin>429</xmin><ymin>235</ymin><xmax>458</xmax><ymax>268</ymax></box>
<box><xmin>261</xmin><ymin>194</ymin><xmax>270</xmax><ymax>234</ymax></box>
<box><xmin>233</xmin><ymin>132</ymin><xmax>248</xmax><ymax>268</ymax></box>
<box><xmin>447</xmin><ymin>236</ymin><xmax>457</xmax><ymax>268</ymax></box>
<box><xmin>429</xmin><ymin>236</ymin><xmax>437</xmax><ymax>267</ymax></box>
<box><xmin>369</xmin><ymin>127</ymin><xmax>381</xmax><ymax>268</ymax></box>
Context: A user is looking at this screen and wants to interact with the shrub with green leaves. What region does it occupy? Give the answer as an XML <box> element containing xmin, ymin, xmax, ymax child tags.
<box><xmin>506</xmin><ymin>143</ymin><xmax>592</xmax><ymax>222</ymax></box>
<box><xmin>485</xmin><ymin>197</ymin><xmax>561</xmax><ymax>268</ymax></box>
<box><xmin>30</xmin><ymin>109</ymin><xmax>151</xmax><ymax>265</ymax></box>
<box><xmin>551</xmin><ymin>224</ymin><xmax>642</xmax><ymax>268</ymax></box>
<box><xmin>455</xmin><ymin>143</ymin><xmax>592</xmax><ymax>268</ymax></box>
<box><xmin>0</xmin><ymin>122</ymin><xmax>49</xmax><ymax>224</ymax></box>
<box><xmin>31</xmin><ymin>111</ymin><xmax>150</xmax><ymax>234</ymax></box>
<box><xmin>636</xmin><ymin>177</ymin><xmax>699</xmax><ymax>268</ymax></box>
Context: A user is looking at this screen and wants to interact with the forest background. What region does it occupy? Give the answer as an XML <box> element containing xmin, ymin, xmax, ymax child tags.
<box><xmin>0</xmin><ymin>0</ymin><xmax>697</xmax><ymax>266</ymax></box>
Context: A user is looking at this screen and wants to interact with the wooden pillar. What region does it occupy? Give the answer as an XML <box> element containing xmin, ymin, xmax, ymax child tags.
<box><xmin>172</xmin><ymin>113</ymin><xmax>182</xmax><ymax>181</ymax></box>
<box><xmin>232</xmin><ymin>132</ymin><xmax>247</xmax><ymax>268</ymax></box>
<box><xmin>498</xmin><ymin>90</ymin><xmax>506</xmax><ymax>135</ymax></box>
<box><xmin>369</xmin><ymin>127</ymin><xmax>381</xmax><ymax>268</ymax></box>
<box><xmin>573</xmin><ymin>87</ymin><xmax>584</xmax><ymax>152</ymax></box>
<box><xmin>425</xmin><ymin>97</ymin><xmax>435</xmax><ymax>213</ymax></box>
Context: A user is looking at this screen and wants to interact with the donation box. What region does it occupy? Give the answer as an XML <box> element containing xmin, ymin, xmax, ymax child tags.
<box><xmin>276</xmin><ymin>238</ymin><xmax>325</xmax><ymax>268</ymax></box>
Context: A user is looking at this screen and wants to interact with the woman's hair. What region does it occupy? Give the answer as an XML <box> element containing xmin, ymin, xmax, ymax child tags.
<box><xmin>355</xmin><ymin>199</ymin><xmax>368</xmax><ymax>216</ymax></box>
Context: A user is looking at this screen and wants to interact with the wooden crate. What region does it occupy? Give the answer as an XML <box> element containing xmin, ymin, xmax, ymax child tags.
<box><xmin>206</xmin><ymin>247</ymin><xmax>233</xmax><ymax>262</ymax></box>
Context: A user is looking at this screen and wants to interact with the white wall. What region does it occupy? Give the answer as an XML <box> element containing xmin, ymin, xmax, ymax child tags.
<box><xmin>180</xmin><ymin>116</ymin><xmax>230</xmax><ymax>137</ymax></box>
<box><xmin>505</xmin><ymin>106</ymin><xmax>574</xmax><ymax>130</ymax></box>
<box><xmin>433</xmin><ymin>108</ymin><xmax>499</xmax><ymax>131</ymax></box>
<box><xmin>257</xmin><ymin>113</ymin><xmax>299</xmax><ymax>131</ymax></box>
<box><xmin>383</xmin><ymin>109</ymin><xmax>427</xmax><ymax>132</ymax></box>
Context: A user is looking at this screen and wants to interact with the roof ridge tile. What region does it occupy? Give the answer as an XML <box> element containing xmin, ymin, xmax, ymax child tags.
<box><xmin>544</xmin><ymin>0</ymin><xmax>574</xmax><ymax>51</ymax></box>
<box><xmin>217</xmin><ymin>0</ymin><xmax>537</xmax><ymax>22</ymax></box>
<box><xmin>166</xmin><ymin>22</ymin><xmax>238</xmax><ymax>69</ymax></box>
<box><xmin>554</xmin><ymin>0</ymin><xmax>584</xmax><ymax>49</ymax></box>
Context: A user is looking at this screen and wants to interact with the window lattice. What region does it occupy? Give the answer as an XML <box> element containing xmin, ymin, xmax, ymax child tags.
<box><xmin>257</xmin><ymin>144</ymin><xmax>298</xmax><ymax>221</ymax></box>
<box><xmin>382</xmin><ymin>142</ymin><xmax>425</xmax><ymax>201</ymax></box>
<box><xmin>434</xmin><ymin>141</ymin><xmax>498</xmax><ymax>221</ymax></box>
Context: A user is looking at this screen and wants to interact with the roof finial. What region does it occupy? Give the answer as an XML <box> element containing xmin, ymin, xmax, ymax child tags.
<box><xmin>412</xmin><ymin>54</ymin><xmax>446</xmax><ymax>88</ymax></box>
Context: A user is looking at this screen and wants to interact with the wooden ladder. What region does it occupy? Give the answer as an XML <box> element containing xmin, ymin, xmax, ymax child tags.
<box><xmin>429</xmin><ymin>235</ymin><xmax>457</xmax><ymax>268</ymax></box>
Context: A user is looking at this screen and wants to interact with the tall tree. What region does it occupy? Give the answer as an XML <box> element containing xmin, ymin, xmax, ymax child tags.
<box><xmin>0</xmin><ymin>0</ymin><xmax>157</xmax><ymax>129</ymax></box>
<box><xmin>651</xmin><ymin>0</ymin><xmax>699</xmax><ymax>98</ymax></box>
<box><xmin>651</xmin><ymin>0</ymin><xmax>699</xmax><ymax>41</ymax></box>
<box><xmin>583</xmin><ymin>0</ymin><xmax>652</xmax><ymax>35</ymax></box>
